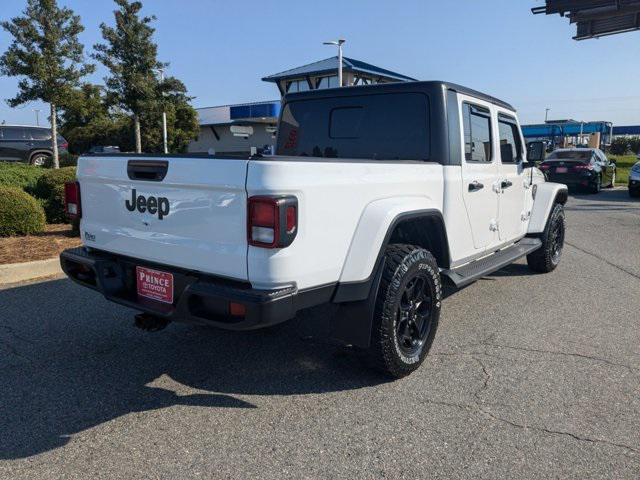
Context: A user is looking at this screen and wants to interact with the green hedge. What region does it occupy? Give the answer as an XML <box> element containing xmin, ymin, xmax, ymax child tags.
<box><xmin>0</xmin><ymin>162</ymin><xmax>47</xmax><ymax>191</ymax></box>
<box><xmin>33</xmin><ymin>167</ymin><xmax>77</xmax><ymax>223</ymax></box>
<box><xmin>0</xmin><ymin>186</ymin><xmax>46</xmax><ymax>236</ymax></box>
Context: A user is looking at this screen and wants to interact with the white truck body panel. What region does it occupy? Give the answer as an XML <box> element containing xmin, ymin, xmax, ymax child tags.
<box><xmin>246</xmin><ymin>159</ymin><xmax>444</xmax><ymax>290</ymax></box>
<box><xmin>77</xmin><ymin>155</ymin><xmax>249</xmax><ymax>280</ymax></box>
<box><xmin>527</xmin><ymin>181</ymin><xmax>569</xmax><ymax>233</ymax></box>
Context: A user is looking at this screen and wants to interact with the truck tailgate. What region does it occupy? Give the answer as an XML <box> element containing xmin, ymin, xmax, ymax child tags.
<box><xmin>77</xmin><ymin>155</ymin><xmax>249</xmax><ymax>280</ymax></box>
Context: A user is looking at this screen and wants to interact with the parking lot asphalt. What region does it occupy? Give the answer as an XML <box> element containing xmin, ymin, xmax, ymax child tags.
<box><xmin>0</xmin><ymin>188</ymin><xmax>638</xmax><ymax>479</ymax></box>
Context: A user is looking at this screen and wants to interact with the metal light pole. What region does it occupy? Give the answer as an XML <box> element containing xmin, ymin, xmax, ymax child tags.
<box><xmin>158</xmin><ymin>68</ymin><xmax>168</xmax><ymax>154</ymax></box>
<box><xmin>323</xmin><ymin>39</ymin><xmax>346</xmax><ymax>87</ymax></box>
<box><xmin>545</xmin><ymin>108</ymin><xmax>550</xmax><ymax>122</ymax></box>
<box><xmin>34</xmin><ymin>109</ymin><xmax>40</xmax><ymax>126</ymax></box>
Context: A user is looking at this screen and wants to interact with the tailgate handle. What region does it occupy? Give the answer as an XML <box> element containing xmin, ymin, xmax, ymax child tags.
<box><xmin>127</xmin><ymin>160</ymin><xmax>169</xmax><ymax>182</ymax></box>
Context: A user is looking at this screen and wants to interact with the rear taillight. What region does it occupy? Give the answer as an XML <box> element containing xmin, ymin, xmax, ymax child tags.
<box><xmin>59</xmin><ymin>142</ymin><xmax>69</xmax><ymax>150</ymax></box>
<box><xmin>572</xmin><ymin>164</ymin><xmax>593</xmax><ymax>171</ymax></box>
<box><xmin>64</xmin><ymin>181</ymin><xmax>81</xmax><ymax>219</ymax></box>
<box><xmin>538</xmin><ymin>164</ymin><xmax>550</xmax><ymax>171</ymax></box>
<box><xmin>247</xmin><ymin>196</ymin><xmax>298</xmax><ymax>248</ymax></box>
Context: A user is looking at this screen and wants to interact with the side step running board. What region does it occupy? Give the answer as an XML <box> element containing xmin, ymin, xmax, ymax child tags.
<box><xmin>441</xmin><ymin>237</ymin><xmax>542</xmax><ymax>288</ymax></box>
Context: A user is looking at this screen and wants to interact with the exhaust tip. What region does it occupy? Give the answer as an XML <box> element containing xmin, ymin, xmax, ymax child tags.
<box><xmin>134</xmin><ymin>313</ymin><xmax>170</xmax><ymax>332</ymax></box>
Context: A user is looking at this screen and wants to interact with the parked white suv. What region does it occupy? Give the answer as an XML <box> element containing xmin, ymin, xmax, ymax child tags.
<box><xmin>61</xmin><ymin>81</ymin><xmax>567</xmax><ymax>377</ymax></box>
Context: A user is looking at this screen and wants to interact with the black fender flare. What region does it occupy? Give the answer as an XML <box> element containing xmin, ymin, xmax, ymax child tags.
<box><xmin>329</xmin><ymin>210</ymin><xmax>449</xmax><ymax>348</ymax></box>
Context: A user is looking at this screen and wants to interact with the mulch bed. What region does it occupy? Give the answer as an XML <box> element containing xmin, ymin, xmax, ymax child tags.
<box><xmin>0</xmin><ymin>224</ymin><xmax>81</xmax><ymax>265</ymax></box>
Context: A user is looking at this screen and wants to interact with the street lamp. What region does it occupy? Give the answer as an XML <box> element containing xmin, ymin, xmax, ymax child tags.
<box><xmin>157</xmin><ymin>68</ymin><xmax>168</xmax><ymax>154</ymax></box>
<box><xmin>545</xmin><ymin>108</ymin><xmax>551</xmax><ymax>122</ymax></box>
<box><xmin>323</xmin><ymin>39</ymin><xmax>346</xmax><ymax>87</ymax></box>
<box><xmin>33</xmin><ymin>109</ymin><xmax>40</xmax><ymax>126</ymax></box>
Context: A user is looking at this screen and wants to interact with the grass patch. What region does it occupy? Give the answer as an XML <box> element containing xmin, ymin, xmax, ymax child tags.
<box><xmin>608</xmin><ymin>154</ymin><xmax>637</xmax><ymax>185</ymax></box>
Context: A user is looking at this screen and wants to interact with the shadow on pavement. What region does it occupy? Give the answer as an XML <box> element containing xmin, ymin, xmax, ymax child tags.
<box><xmin>568</xmin><ymin>187</ymin><xmax>637</xmax><ymax>206</ymax></box>
<box><xmin>0</xmin><ymin>279</ymin><xmax>385</xmax><ymax>460</ymax></box>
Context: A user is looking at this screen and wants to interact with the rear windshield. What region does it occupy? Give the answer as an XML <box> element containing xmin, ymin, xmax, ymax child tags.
<box><xmin>276</xmin><ymin>92</ymin><xmax>430</xmax><ymax>161</ymax></box>
<box><xmin>547</xmin><ymin>150</ymin><xmax>592</xmax><ymax>161</ymax></box>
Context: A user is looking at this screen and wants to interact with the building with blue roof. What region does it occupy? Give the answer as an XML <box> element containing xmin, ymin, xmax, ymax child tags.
<box><xmin>188</xmin><ymin>56</ymin><xmax>415</xmax><ymax>154</ymax></box>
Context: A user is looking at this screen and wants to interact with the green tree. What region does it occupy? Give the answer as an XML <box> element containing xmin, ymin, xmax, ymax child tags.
<box><xmin>0</xmin><ymin>0</ymin><xmax>94</xmax><ymax>168</ymax></box>
<box><xmin>141</xmin><ymin>76</ymin><xmax>199</xmax><ymax>153</ymax></box>
<box><xmin>93</xmin><ymin>0</ymin><xmax>164</xmax><ymax>153</ymax></box>
<box><xmin>59</xmin><ymin>80</ymin><xmax>198</xmax><ymax>154</ymax></box>
<box><xmin>59</xmin><ymin>83</ymin><xmax>131</xmax><ymax>154</ymax></box>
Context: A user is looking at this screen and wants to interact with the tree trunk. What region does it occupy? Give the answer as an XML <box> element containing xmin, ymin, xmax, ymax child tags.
<box><xmin>134</xmin><ymin>114</ymin><xmax>142</xmax><ymax>153</ymax></box>
<box><xmin>50</xmin><ymin>103</ymin><xmax>60</xmax><ymax>169</ymax></box>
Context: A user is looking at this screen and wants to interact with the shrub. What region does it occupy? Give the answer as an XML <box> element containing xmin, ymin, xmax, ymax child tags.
<box><xmin>0</xmin><ymin>186</ymin><xmax>46</xmax><ymax>236</ymax></box>
<box><xmin>627</xmin><ymin>136</ymin><xmax>640</xmax><ymax>155</ymax></box>
<box><xmin>33</xmin><ymin>167</ymin><xmax>77</xmax><ymax>223</ymax></box>
<box><xmin>0</xmin><ymin>162</ymin><xmax>47</xmax><ymax>191</ymax></box>
<box><xmin>609</xmin><ymin>137</ymin><xmax>630</xmax><ymax>155</ymax></box>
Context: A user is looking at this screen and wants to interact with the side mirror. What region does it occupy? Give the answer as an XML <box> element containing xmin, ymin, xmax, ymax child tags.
<box><xmin>526</xmin><ymin>141</ymin><xmax>545</xmax><ymax>163</ymax></box>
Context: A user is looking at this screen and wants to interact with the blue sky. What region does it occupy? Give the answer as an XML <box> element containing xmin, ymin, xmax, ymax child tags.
<box><xmin>1</xmin><ymin>0</ymin><xmax>639</xmax><ymax>126</ymax></box>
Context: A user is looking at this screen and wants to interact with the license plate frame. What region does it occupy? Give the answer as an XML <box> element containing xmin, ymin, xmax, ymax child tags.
<box><xmin>136</xmin><ymin>266</ymin><xmax>174</xmax><ymax>304</ymax></box>
<box><xmin>555</xmin><ymin>167</ymin><xmax>568</xmax><ymax>173</ymax></box>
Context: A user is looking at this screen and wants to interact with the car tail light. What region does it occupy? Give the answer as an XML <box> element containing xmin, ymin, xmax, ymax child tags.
<box><xmin>247</xmin><ymin>196</ymin><xmax>298</xmax><ymax>248</ymax></box>
<box><xmin>538</xmin><ymin>164</ymin><xmax>551</xmax><ymax>171</ymax></box>
<box><xmin>572</xmin><ymin>164</ymin><xmax>593</xmax><ymax>171</ymax></box>
<box><xmin>64</xmin><ymin>181</ymin><xmax>81</xmax><ymax>219</ymax></box>
<box><xmin>229</xmin><ymin>302</ymin><xmax>246</xmax><ymax>317</ymax></box>
<box><xmin>59</xmin><ymin>142</ymin><xmax>69</xmax><ymax>150</ymax></box>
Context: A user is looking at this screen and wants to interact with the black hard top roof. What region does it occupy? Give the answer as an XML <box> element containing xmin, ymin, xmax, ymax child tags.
<box><xmin>283</xmin><ymin>80</ymin><xmax>516</xmax><ymax>112</ymax></box>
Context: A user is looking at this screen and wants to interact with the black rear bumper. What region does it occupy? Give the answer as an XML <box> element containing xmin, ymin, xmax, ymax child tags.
<box><xmin>546</xmin><ymin>171</ymin><xmax>596</xmax><ymax>186</ymax></box>
<box><xmin>60</xmin><ymin>247</ymin><xmax>332</xmax><ymax>330</ymax></box>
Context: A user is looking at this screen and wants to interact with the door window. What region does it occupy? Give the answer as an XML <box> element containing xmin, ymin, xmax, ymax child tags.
<box><xmin>1</xmin><ymin>127</ymin><xmax>26</xmax><ymax>140</ymax></box>
<box><xmin>462</xmin><ymin>103</ymin><xmax>492</xmax><ymax>162</ymax></box>
<box><xmin>497</xmin><ymin>114</ymin><xmax>522</xmax><ymax>163</ymax></box>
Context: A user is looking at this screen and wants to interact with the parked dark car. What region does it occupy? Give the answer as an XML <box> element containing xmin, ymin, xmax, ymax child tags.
<box><xmin>538</xmin><ymin>148</ymin><xmax>616</xmax><ymax>194</ymax></box>
<box><xmin>0</xmin><ymin>125</ymin><xmax>68</xmax><ymax>166</ymax></box>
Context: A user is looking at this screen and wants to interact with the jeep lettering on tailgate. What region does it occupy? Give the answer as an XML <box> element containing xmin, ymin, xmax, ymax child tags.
<box><xmin>125</xmin><ymin>189</ymin><xmax>170</xmax><ymax>219</ymax></box>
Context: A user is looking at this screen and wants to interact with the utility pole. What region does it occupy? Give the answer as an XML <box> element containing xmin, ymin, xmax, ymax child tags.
<box><xmin>158</xmin><ymin>68</ymin><xmax>168</xmax><ymax>154</ymax></box>
<box><xmin>33</xmin><ymin>109</ymin><xmax>40</xmax><ymax>126</ymax></box>
<box><xmin>545</xmin><ymin>108</ymin><xmax>550</xmax><ymax>122</ymax></box>
<box><xmin>323</xmin><ymin>39</ymin><xmax>346</xmax><ymax>87</ymax></box>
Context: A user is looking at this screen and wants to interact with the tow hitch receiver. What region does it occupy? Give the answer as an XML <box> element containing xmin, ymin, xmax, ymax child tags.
<box><xmin>134</xmin><ymin>313</ymin><xmax>171</xmax><ymax>332</ymax></box>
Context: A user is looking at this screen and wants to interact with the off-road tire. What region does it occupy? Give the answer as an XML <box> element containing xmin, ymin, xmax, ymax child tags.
<box><xmin>527</xmin><ymin>203</ymin><xmax>565</xmax><ymax>273</ymax></box>
<box><xmin>366</xmin><ymin>244</ymin><xmax>442</xmax><ymax>378</ymax></box>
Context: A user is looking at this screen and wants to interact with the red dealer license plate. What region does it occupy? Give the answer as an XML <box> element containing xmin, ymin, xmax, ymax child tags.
<box><xmin>136</xmin><ymin>266</ymin><xmax>174</xmax><ymax>304</ymax></box>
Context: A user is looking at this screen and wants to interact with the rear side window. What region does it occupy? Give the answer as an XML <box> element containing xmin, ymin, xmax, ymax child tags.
<box><xmin>497</xmin><ymin>114</ymin><xmax>522</xmax><ymax>163</ymax></box>
<box><xmin>462</xmin><ymin>103</ymin><xmax>492</xmax><ymax>162</ymax></box>
<box><xmin>277</xmin><ymin>92</ymin><xmax>430</xmax><ymax>161</ymax></box>
<box><xmin>1</xmin><ymin>127</ymin><xmax>26</xmax><ymax>140</ymax></box>
<box><xmin>29</xmin><ymin>128</ymin><xmax>52</xmax><ymax>140</ymax></box>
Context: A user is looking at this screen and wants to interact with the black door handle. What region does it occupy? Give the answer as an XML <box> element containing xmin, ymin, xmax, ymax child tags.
<box><xmin>468</xmin><ymin>181</ymin><xmax>484</xmax><ymax>192</ymax></box>
<box><xmin>127</xmin><ymin>160</ymin><xmax>169</xmax><ymax>181</ymax></box>
<box><xmin>501</xmin><ymin>180</ymin><xmax>513</xmax><ymax>189</ymax></box>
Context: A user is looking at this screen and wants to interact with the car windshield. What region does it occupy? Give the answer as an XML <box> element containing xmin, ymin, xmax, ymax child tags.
<box><xmin>546</xmin><ymin>150</ymin><xmax>592</xmax><ymax>161</ymax></box>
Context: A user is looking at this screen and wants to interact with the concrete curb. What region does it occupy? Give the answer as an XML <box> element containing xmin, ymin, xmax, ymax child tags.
<box><xmin>0</xmin><ymin>257</ymin><xmax>63</xmax><ymax>286</ymax></box>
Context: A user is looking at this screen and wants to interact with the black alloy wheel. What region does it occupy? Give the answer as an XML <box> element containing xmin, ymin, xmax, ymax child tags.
<box><xmin>395</xmin><ymin>275</ymin><xmax>434</xmax><ymax>357</ymax></box>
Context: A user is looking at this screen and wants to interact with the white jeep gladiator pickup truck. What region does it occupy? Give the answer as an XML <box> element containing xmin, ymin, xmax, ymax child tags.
<box><xmin>61</xmin><ymin>81</ymin><xmax>567</xmax><ymax>378</ymax></box>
